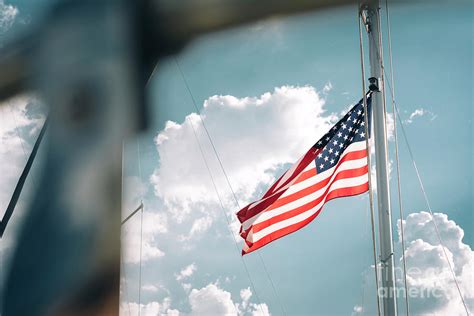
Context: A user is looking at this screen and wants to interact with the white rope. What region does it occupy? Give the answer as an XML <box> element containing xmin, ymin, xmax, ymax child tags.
<box><xmin>175</xmin><ymin>57</ymin><xmax>287</xmax><ymax>316</ymax></box>
<box><xmin>382</xmin><ymin>1</ymin><xmax>410</xmax><ymax>314</ymax></box>
<box><xmin>358</xmin><ymin>9</ymin><xmax>382</xmax><ymax>316</ymax></box>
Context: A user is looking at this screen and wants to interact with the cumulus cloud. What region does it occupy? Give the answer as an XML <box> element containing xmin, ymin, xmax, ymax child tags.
<box><xmin>188</xmin><ymin>283</ymin><xmax>270</xmax><ymax>316</ymax></box>
<box><xmin>142</xmin><ymin>284</ymin><xmax>159</xmax><ymax>292</ymax></box>
<box><xmin>121</xmin><ymin>209</ymin><xmax>168</xmax><ymax>264</ymax></box>
<box><xmin>120</xmin><ymin>298</ymin><xmax>178</xmax><ymax>316</ymax></box>
<box><xmin>121</xmin><ymin>175</ymin><xmax>169</xmax><ymax>263</ymax></box>
<box><xmin>175</xmin><ymin>263</ymin><xmax>197</xmax><ymax>281</ymax></box>
<box><xmin>178</xmin><ymin>216</ymin><xmax>214</xmax><ymax>242</ymax></box>
<box><xmin>0</xmin><ymin>96</ymin><xmax>43</xmax><ymax>256</ymax></box>
<box><xmin>240</xmin><ymin>287</ymin><xmax>252</xmax><ymax>309</ymax></box>
<box><xmin>354</xmin><ymin>211</ymin><xmax>473</xmax><ymax>315</ymax></box>
<box><xmin>151</xmin><ymin>85</ymin><xmax>337</xmax><ymax>229</ymax></box>
<box><xmin>0</xmin><ymin>96</ymin><xmax>42</xmax><ymax>215</ymax></box>
<box><xmin>0</xmin><ymin>0</ymin><xmax>18</xmax><ymax>33</ymax></box>
<box><xmin>322</xmin><ymin>81</ymin><xmax>333</xmax><ymax>94</ymax></box>
<box><xmin>398</xmin><ymin>212</ymin><xmax>473</xmax><ymax>315</ymax></box>
<box><xmin>404</xmin><ymin>108</ymin><xmax>436</xmax><ymax>124</ymax></box>
<box><xmin>189</xmin><ymin>283</ymin><xmax>238</xmax><ymax>315</ymax></box>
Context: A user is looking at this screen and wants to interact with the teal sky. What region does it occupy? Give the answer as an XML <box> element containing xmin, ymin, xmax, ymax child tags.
<box><xmin>0</xmin><ymin>1</ymin><xmax>472</xmax><ymax>315</ymax></box>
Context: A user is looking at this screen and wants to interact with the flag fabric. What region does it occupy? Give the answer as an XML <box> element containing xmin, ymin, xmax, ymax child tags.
<box><xmin>236</xmin><ymin>94</ymin><xmax>372</xmax><ymax>255</ymax></box>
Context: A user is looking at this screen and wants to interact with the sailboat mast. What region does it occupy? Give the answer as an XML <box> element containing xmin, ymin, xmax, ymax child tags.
<box><xmin>361</xmin><ymin>1</ymin><xmax>398</xmax><ymax>315</ymax></box>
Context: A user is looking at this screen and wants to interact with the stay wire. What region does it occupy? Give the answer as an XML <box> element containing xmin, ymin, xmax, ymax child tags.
<box><xmin>358</xmin><ymin>10</ymin><xmax>382</xmax><ymax>316</ymax></box>
<box><xmin>138</xmin><ymin>204</ymin><xmax>144</xmax><ymax>316</ymax></box>
<box><xmin>120</xmin><ymin>60</ymin><xmax>156</xmax><ymax>316</ymax></box>
<box><xmin>369</xmin><ymin>14</ymin><xmax>470</xmax><ymax>312</ymax></box>
<box><xmin>174</xmin><ymin>57</ymin><xmax>287</xmax><ymax>316</ymax></box>
<box><xmin>120</xmin><ymin>142</ymin><xmax>132</xmax><ymax>316</ymax></box>
<box><xmin>382</xmin><ymin>1</ymin><xmax>410</xmax><ymax>314</ymax></box>
<box><xmin>137</xmin><ymin>137</ymin><xmax>144</xmax><ymax>316</ymax></box>
<box><xmin>186</xmin><ymin>115</ymin><xmax>262</xmax><ymax>316</ymax></box>
<box><xmin>392</xmin><ymin>102</ymin><xmax>470</xmax><ymax>316</ymax></box>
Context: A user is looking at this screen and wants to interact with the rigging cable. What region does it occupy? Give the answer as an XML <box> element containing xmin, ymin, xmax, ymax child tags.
<box><xmin>374</xmin><ymin>22</ymin><xmax>471</xmax><ymax>313</ymax></box>
<box><xmin>120</xmin><ymin>142</ymin><xmax>132</xmax><ymax>316</ymax></box>
<box><xmin>392</xmin><ymin>102</ymin><xmax>470</xmax><ymax>316</ymax></box>
<box><xmin>137</xmin><ymin>139</ymin><xmax>144</xmax><ymax>316</ymax></box>
<box><xmin>121</xmin><ymin>63</ymin><xmax>157</xmax><ymax>316</ymax></box>
<box><xmin>371</xmin><ymin>17</ymin><xmax>470</xmax><ymax>312</ymax></box>
<box><xmin>174</xmin><ymin>57</ymin><xmax>287</xmax><ymax>316</ymax></box>
<box><xmin>358</xmin><ymin>9</ymin><xmax>382</xmax><ymax>316</ymax></box>
<box><xmin>186</xmin><ymin>114</ymin><xmax>259</xmax><ymax>316</ymax></box>
<box><xmin>382</xmin><ymin>1</ymin><xmax>410</xmax><ymax>314</ymax></box>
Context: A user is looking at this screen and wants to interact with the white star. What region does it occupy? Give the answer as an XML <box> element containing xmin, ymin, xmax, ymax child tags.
<box><xmin>353</xmin><ymin>118</ymin><xmax>358</xmax><ymax>124</ymax></box>
<box><xmin>333</xmin><ymin>140</ymin><xmax>338</xmax><ymax>146</ymax></box>
<box><xmin>361</xmin><ymin>121</ymin><xmax>365</xmax><ymax>126</ymax></box>
<box><xmin>342</xmin><ymin>123</ymin><xmax>347</xmax><ymax>130</ymax></box>
<box><xmin>329</xmin><ymin>148</ymin><xmax>334</xmax><ymax>154</ymax></box>
<box><xmin>349</xmin><ymin>127</ymin><xmax>353</xmax><ymax>132</ymax></box>
<box><xmin>337</xmin><ymin>132</ymin><xmax>343</xmax><ymax>138</ymax></box>
<box><xmin>317</xmin><ymin>140</ymin><xmax>322</xmax><ymax>145</ymax></box>
<box><xmin>357</xmin><ymin>110</ymin><xmax>362</xmax><ymax>115</ymax></box>
<box><xmin>360</xmin><ymin>132</ymin><xmax>365</xmax><ymax>137</ymax></box>
<box><xmin>324</xmin><ymin>156</ymin><xmax>329</xmax><ymax>161</ymax></box>
<box><xmin>319</xmin><ymin>164</ymin><xmax>325</xmax><ymax>169</ymax></box>
<box><xmin>339</xmin><ymin>143</ymin><xmax>344</xmax><ymax>148</ymax></box>
<box><xmin>344</xmin><ymin>135</ymin><xmax>348</xmax><ymax>140</ymax></box>
<box><xmin>326</xmin><ymin>136</ymin><xmax>330</xmax><ymax>141</ymax></box>
<box><xmin>335</xmin><ymin>151</ymin><xmax>340</xmax><ymax>156</ymax></box>
<box><xmin>330</xmin><ymin>159</ymin><xmax>335</xmax><ymax>164</ymax></box>
<box><xmin>317</xmin><ymin>153</ymin><xmax>323</xmax><ymax>158</ymax></box>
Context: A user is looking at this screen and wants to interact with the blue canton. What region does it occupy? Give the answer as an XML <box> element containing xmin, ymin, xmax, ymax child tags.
<box><xmin>313</xmin><ymin>95</ymin><xmax>372</xmax><ymax>173</ymax></box>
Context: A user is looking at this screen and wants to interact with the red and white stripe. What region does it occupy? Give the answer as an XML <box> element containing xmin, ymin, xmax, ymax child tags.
<box><xmin>237</xmin><ymin>140</ymin><xmax>369</xmax><ymax>255</ymax></box>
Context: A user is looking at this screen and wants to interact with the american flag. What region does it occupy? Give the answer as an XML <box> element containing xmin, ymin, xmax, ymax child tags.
<box><xmin>236</xmin><ymin>94</ymin><xmax>372</xmax><ymax>255</ymax></box>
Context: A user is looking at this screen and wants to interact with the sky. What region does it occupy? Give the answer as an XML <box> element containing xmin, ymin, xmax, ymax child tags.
<box><xmin>0</xmin><ymin>1</ymin><xmax>473</xmax><ymax>315</ymax></box>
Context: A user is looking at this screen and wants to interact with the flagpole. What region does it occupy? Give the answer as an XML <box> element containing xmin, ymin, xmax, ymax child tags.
<box><xmin>360</xmin><ymin>1</ymin><xmax>398</xmax><ymax>315</ymax></box>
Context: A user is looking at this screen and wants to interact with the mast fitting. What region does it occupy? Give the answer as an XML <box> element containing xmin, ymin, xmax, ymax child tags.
<box><xmin>368</xmin><ymin>77</ymin><xmax>381</xmax><ymax>92</ymax></box>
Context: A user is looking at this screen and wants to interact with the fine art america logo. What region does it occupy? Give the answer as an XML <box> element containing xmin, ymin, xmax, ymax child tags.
<box><xmin>376</xmin><ymin>266</ymin><xmax>444</xmax><ymax>299</ymax></box>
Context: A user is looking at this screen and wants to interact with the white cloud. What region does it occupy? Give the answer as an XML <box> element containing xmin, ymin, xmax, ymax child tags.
<box><xmin>0</xmin><ymin>96</ymin><xmax>41</xmax><ymax>216</ymax></box>
<box><xmin>0</xmin><ymin>0</ymin><xmax>18</xmax><ymax>33</ymax></box>
<box><xmin>120</xmin><ymin>298</ymin><xmax>178</xmax><ymax>316</ymax></box>
<box><xmin>187</xmin><ymin>283</ymin><xmax>270</xmax><ymax>316</ymax></box>
<box><xmin>322</xmin><ymin>81</ymin><xmax>333</xmax><ymax>94</ymax></box>
<box><xmin>151</xmin><ymin>85</ymin><xmax>337</xmax><ymax>229</ymax></box>
<box><xmin>175</xmin><ymin>263</ymin><xmax>197</xmax><ymax>281</ymax></box>
<box><xmin>0</xmin><ymin>95</ymin><xmax>43</xmax><ymax>272</ymax></box>
<box><xmin>178</xmin><ymin>216</ymin><xmax>214</xmax><ymax>242</ymax></box>
<box><xmin>121</xmin><ymin>209</ymin><xmax>168</xmax><ymax>264</ymax></box>
<box><xmin>249</xmin><ymin>304</ymin><xmax>271</xmax><ymax>316</ymax></box>
<box><xmin>142</xmin><ymin>284</ymin><xmax>159</xmax><ymax>292</ymax></box>
<box><xmin>352</xmin><ymin>305</ymin><xmax>363</xmax><ymax>314</ymax></box>
<box><xmin>397</xmin><ymin>212</ymin><xmax>474</xmax><ymax>315</ymax></box>
<box><xmin>122</xmin><ymin>176</ymin><xmax>147</xmax><ymax>215</ymax></box>
<box><xmin>189</xmin><ymin>283</ymin><xmax>238</xmax><ymax>316</ymax></box>
<box><xmin>240</xmin><ymin>287</ymin><xmax>252</xmax><ymax>309</ymax></box>
<box><xmin>404</xmin><ymin>108</ymin><xmax>436</xmax><ymax>124</ymax></box>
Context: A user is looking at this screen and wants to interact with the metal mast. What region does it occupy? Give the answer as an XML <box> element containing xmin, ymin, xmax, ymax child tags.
<box><xmin>361</xmin><ymin>1</ymin><xmax>398</xmax><ymax>315</ymax></box>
